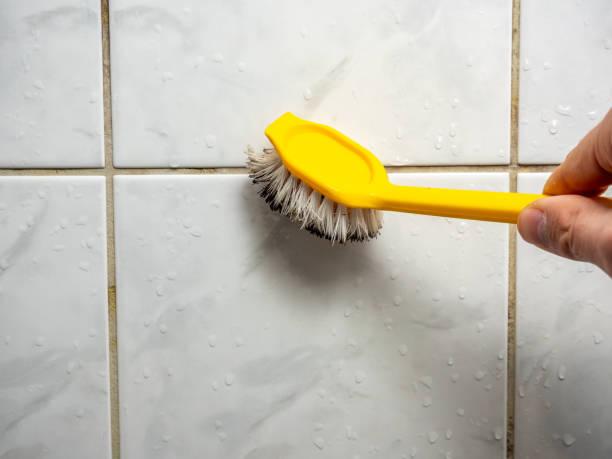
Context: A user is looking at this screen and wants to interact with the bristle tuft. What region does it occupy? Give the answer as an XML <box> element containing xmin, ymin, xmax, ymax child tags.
<box><xmin>246</xmin><ymin>146</ymin><xmax>383</xmax><ymax>243</ymax></box>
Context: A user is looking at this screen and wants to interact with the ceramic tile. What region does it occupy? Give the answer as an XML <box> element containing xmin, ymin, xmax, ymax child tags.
<box><xmin>110</xmin><ymin>1</ymin><xmax>511</xmax><ymax>168</ymax></box>
<box><xmin>0</xmin><ymin>177</ymin><xmax>110</xmax><ymax>458</ymax></box>
<box><xmin>0</xmin><ymin>0</ymin><xmax>104</xmax><ymax>168</ymax></box>
<box><xmin>115</xmin><ymin>173</ymin><xmax>508</xmax><ymax>458</ymax></box>
<box><xmin>516</xmin><ymin>173</ymin><xmax>612</xmax><ymax>458</ymax></box>
<box><xmin>518</xmin><ymin>0</ymin><xmax>612</xmax><ymax>164</ymax></box>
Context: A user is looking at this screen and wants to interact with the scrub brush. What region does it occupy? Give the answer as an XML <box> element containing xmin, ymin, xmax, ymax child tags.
<box><xmin>246</xmin><ymin>113</ymin><xmax>611</xmax><ymax>243</ymax></box>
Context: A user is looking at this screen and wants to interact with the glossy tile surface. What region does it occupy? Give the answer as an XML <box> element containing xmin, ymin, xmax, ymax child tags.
<box><xmin>110</xmin><ymin>1</ymin><xmax>511</xmax><ymax>168</ymax></box>
<box><xmin>0</xmin><ymin>177</ymin><xmax>110</xmax><ymax>458</ymax></box>
<box><xmin>0</xmin><ymin>0</ymin><xmax>104</xmax><ymax>168</ymax></box>
<box><xmin>115</xmin><ymin>173</ymin><xmax>508</xmax><ymax>459</ymax></box>
<box><xmin>519</xmin><ymin>0</ymin><xmax>612</xmax><ymax>164</ymax></box>
<box><xmin>516</xmin><ymin>174</ymin><xmax>612</xmax><ymax>458</ymax></box>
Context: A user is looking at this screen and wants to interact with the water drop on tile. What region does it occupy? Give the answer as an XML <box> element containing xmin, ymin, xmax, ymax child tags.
<box><xmin>345</xmin><ymin>425</ymin><xmax>358</xmax><ymax>440</ymax></box>
<box><xmin>237</xmin><ymin>61</ymin><xmax>246</xmax><ymax>72</ymax></box>
<box><xmin>35</xmin><ymin>336</ymin><xmax>45</xmax><ymax>347</ymax></box>
<box><xmin>143</xmin><ymin>367</ymin><xmax>151</xmax><ymax>379</ymax></box>
<box><xmin>456</xmin><ymin>408</ymin><xmax>465</xmax><ymax>416</ymax></box>
<box><xmin>562</xmin><ymin>433</ymin><xmax>576</xmax><ymax>447</ymax></box>
<box><xmin>393</xmin><ymin>295</ymin><xmax>403</xmax><ymax>306</ymax></box>
<box><xmin>205</xmin><ymin>135</ymin><xmax>217</xmax><ymax>148</ymax></box>
<box><xmin>398</xmin><ymin>344</ymin><xmax>408</xmax><ymax>356</ymax></box>
<box><xmin>208</xmin><ymin>334</ymin><xmax>217</xmax><ymax>347</ymax></box>
<box><xmin>451</xmin><ymin>373</ymin><xmax>460</xmax><ymax>383</ymax></box>
<box><xmin>212</xmin><ymin>52</ymin><xmax>224</xmax><ymax>63</ymax></box>
<box><xmin>313</xmin><ymin>436</ymin><xmax>325</xmax><ymax>450</ymax></box>
<box><xmin>548</xmin><ymin>119</ymin><xmax>559</xmax><ymax>135</ymax></box>
<box><xmin>556</xmin><ymin>105</ymin><xmax>572</xmax><ymax>116</ymax></box>
<box><xmin>159</xmin><ymin>323</ymin><xmax>168</xmax><ymax>334</ymax></box>
<box><xmin>593</xmin><ymin>331</ymin><xmax>603</xmax><ymax>344</ymax></box>
<box><xmin>422</xmin><ymin>396</ymin><xmax>432</xmax><ymax>407</ymax></box>
<box><xmin>354</xmin><ymin>371</ymin><xmax>365</xmax><ymax>384</ymax></box>
<box><xmin>303</xmin><ymin>88</ymin><xmax>313</xmax><ymax>101</ymax></box>
<box><xmin>494</xmin><ymin>427</ymin><xmax>503</xmax><ymax>440</ymax></box>
<box><xmin>447</xmin><ymin>356</ymin><xmax>454</xmax><ymax>366</ymax></box>
<box><xmin>427</xmin><ymin>431</ymin><xmax>438</xmax><ymax>444</ymax></box>
<box><xmin>474</xmin><ymin>369</ymin><xmax>486</xmax><ymax>381</ymax></box>
<box><xmin>224</xmin><ymin>373</ymin><xmax>235</xmax><ymax>386</ymax></box>
<box><xmin>558</xmin><ymin>365</ymin><xmax>566</xmax><ymax>380</ymax></box>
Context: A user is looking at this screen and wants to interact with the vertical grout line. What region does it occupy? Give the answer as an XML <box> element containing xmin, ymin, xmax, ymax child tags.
<box><xmin>507</xmin><ymin>0</ymin><xmax>521</xmax><ymax>457</ymax></box>
<box><xmin>101</xmin><ymin>0</ymin><xmax>120</xmax><ymax>458</ymax></box>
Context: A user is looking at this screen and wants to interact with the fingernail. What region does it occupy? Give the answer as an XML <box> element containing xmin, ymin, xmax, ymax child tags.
<box><xmin>519</xmin><ymin>208</ymin><xmax>547</xmax><ymax>246</ymax></box>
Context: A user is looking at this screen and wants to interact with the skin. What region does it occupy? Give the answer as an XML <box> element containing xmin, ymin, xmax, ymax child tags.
<box><xmin>518</xmin><ymin>109</ymin><xmax>612</xmax><ymax>277</ymax></box>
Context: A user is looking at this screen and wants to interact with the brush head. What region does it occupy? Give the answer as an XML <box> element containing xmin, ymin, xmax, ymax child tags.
<box><xmin>246</xmin><ymin>146</ymin><xmax>383</xmax><ymax>243</ymax></box>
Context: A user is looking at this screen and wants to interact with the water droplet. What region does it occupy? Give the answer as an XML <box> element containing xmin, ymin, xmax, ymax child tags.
<box><xmin>431</xmin><ymin>292</ymin><xmax>442</xmax><ymax>302</ymax></box>
<box><xmin>522</xmin><ymin>58</ymin><xmax>531</xmax><ymax>71</ymax></box>
<box><xmin>234</xmin><ymin>336</ymin><xmax>244</xmax><ymax>347</ymax></box>
<box><xmin>396</xmin><ymin>127</ymin><xmax>404</xmax><ymax>139</ymax></box>
<box><xmin>587</xmin><ymin>110</ymin><xmax>598</xmax><ymax>120</ymax></box>
<box><xmin>422</xmin><ymin>396</ymin><xmax>432</xmax><ymax>407</ymax></box>
<box><xmin>398</xmin><ymin>344</ymin><xmax>408</xmax><ymax>356</ymax></box>
<box><xmin>556</xmin><ymin>105</ymin><xmax>572</xmax><ymax>116</ymax></box>
<box><xmin>167</xmin><ymin>367</ymin><xmax>174</xmax><ymax>376</ymax></box>
<box><xmin>558</xmin><ymin>365</ymin><xmax>567</xmax><ymax>380</ymax></box>
<box><xmin>476</xmin><ymin>322</ymin><xmax>484</xmax><ymax>333</ymax></box>
<box><xmin>419</xmin><ymin>375</ymin><xmax>433</xmax><ymax>389</ymax></box>
<box><xmin>451</xmin><ymin>97</ymin><xmax>460</xmax><ymax>108</ymax></box>
<box><xmin>224</xmin><ymin>373</ymin><xmax>235</xmax><ymax>386</ymax></box>
<box><xmin>383</xmin><ymin>317</ymin><xmax>393</xmax><ymax>330</ymax></box>
<box><xmin>456</xmin><ymin>408</ymin><xmax>465</xmax><ymax>416</ymax></box>
<box><xmin>604</xmin><ymin>38</ymin><xmax>612</xmax><ymax>50</ymax></box>
<box><xmin>205</xmin><ymin>135</ymin><xmax>217</xmax><ymax>148</ymax></box>
<box><xmin>143</xmin><ymin>367</ymin><xmax>151</xmax><ymax>379</ymax></box>
<box><xmin>562</xmin><ymin>433</ymin><xmax>576</xmax><ymax>447</ymax></box>
<box><xmin>497</xmin><ymin>351</ymin><xmax>505</xmax><ymax>361</ymax></box>
<box><xmin>78</xmin><ymin>261</ymin><xmax>90</xmax><ymax>272</ymax></box>
<box><xmin>494</xmin><ymin>427</ymin><xmax>503</xmax><ymax>440</ymax></box>
<box><xmin>35</xmin><ymin>336</ymin><xmax>45</xmax><ymax>347</ymax></box>
<box><xmin>393</xmin><ymin>295</ymin><xmax>403</xmax><ymax>306</ymax></box>
<box><xmin>313</xmin><ymin>436</ymin><xmax>325</xmax><ymax>450</ymax></box>
<box><xmin>211</xmin><ymin>380</ymin><xmax>219</xmax><ymax>391</ymax></box>
<box><xmin>451</xmin><ymin>373</ymin><xmax>459</xmax><ymax>383</ymax></box>
<box><xmin>518</xmin><ymin>385</ymin><xmax>525</xmax><ymax>398</ymax></box>
<box><xmin>474</xmin><ymin>370</ymin><xmax>486</xmax><ymax>381</ymax></box>
<box><xmin>434</xmin><ymin>136</ymin><xmax>443</xmax><ymax>150</ymax></box>
<box><xmin>161</xmin><ymin>71</ymin><xmax>174</xmax><ymax>82</ymax></box>
<box><xmin>237</xmin><ymin>61</ymin><xmax>246</xmax><ymax>72</ymax></box>
<box><xmin>143</xmin><ymin>319</ymin><xmax>151</xmax><ymax>328</ymax></box>
<box><xmin>549</xmin><ymin>119</ymin><xmax>559</xmax><ymax>135</ymax></box>
<box><xmin>345</xmin><ymin>425</ymin><xmax>358</xmax><ymax>440</ymax></box>
<box><xmin>390</xmin><ymin>269</ymin><xmax>400</xmax><ymax>280</ymax></box>
<box><xmin>217</xmin><ymin>431</ymin><xmax>227</xmax><ymax>441</ymax></box>
<box><xmin>344</xmin><ymin>308</ymin><xmax>352</xmax><ymax>318</ymax></box>
<box><xmin>208</xmin><ymin>334</ymin><xmax>217</xmax><ymax>347</ymax></box>
<box><xmin>155</xmin><ymin>285</ymin><xmax>164</xmax><ymax>297</ymax></box>
<box><xmin>303</xmin><ymin>88</ymin><xmax>313</xmax><ymax>101</ymax></box>
<box><xmin>593</xmin><ymin>331</ymin><xmax>603</xmax><ymax>344</ymax></box>
<box><xmin>445</xmin><ymin>452</ymin><xmax>453</xmax><ymax>459</ymax></box>
<box><xmin>543</xmin><ymin>61</ymin><xmax>552</xmax><ymax>70</ymax></box>
<box><xmin>166</xmin><ymin>271</ymin><xmax>177</xmax><ymax>280</ymax></box>
<box><xmin>159</xmin><ymin>324</ymin><xmax>168</xmax><ymax>334</ymax></box>
<box><xmin>447</xmin><ymin>356</ymin><xmax>454</xmax><ymax>366</ymax></box>
<box><xmin>427</xmin><ymin>431</ymin><xmax>438</xmax><ymax>444</ymax></box>
<box><xmin>212</xmin><ymin>52</ymin><xmax>224</xmax><ymax>63</ymax></box>
<box><xmin>75</xmin><ymin>407</ymin><xmax>86</xmax><ymax>419</ymax></box>
<box><xmin>449</xmin><ymin>123</ymin><xmax>457</xmax><ymax>137</ymax></box>
<box><xmin>354</xmin><ymin>371</ymin><xmax>365</xmax><ymax>384</ymax></box>
<box><xmin>88</xmin><ymin>328</ymin><xmax>97</xmax><ymax>338</ymax></box>
<box><xmin>445</xmin><ymin>429</ymin><xmax>453</xmax><ymax>440</ymax></box>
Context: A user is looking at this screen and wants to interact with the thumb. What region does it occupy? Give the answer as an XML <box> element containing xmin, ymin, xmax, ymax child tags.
<box><xmin>517</xmin><ymin>195</ymin><xmax>612</xmax><ymax>276</ymax></box>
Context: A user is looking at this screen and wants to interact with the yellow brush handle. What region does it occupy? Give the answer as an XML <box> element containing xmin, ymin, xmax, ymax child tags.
<box><xmin>378</xmin><ymin>185</ymin><xmax>611</xmax><ymax>223</ymax></box>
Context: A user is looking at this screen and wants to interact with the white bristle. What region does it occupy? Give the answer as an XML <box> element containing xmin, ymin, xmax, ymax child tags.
<box><xmin>246</xmin><ymin>146</ymin><xmax>383</xmax><ymax>243</ymax></box>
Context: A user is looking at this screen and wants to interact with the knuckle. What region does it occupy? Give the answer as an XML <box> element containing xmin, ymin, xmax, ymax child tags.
<box><xmin>548</xmin><ymin>206</ymin><xmax>582</xmax><ymax>259</ymax></box>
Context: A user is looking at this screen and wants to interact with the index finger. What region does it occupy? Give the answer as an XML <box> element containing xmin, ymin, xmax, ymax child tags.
<box><xmin>544</xmin><ymin>108</ymin><xmax>612</xmax><ymax>196</ymax></box>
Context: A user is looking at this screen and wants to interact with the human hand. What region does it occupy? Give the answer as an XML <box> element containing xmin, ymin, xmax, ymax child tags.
<box><xmin>518</xmin><ymin>109</ymin><xmax>612</xmax><ymax>277</ymax></box>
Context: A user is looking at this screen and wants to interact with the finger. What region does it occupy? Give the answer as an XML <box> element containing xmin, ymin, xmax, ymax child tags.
<box><xmin>517</xmin><ymin>195</ymin><xmax>612</xmax><ymax>277</ymax></box>
<box><xmin>544</xmin><ymin>109</ymin><xmax>612</xmax><ymax>196</ymax></box>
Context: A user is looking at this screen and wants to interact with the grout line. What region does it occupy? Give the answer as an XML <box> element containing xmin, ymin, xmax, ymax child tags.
<box><xmin>0</xmin><ymin>164</ymin><xmax>558</xmax><ymax>176</ymax></box>
<box><xmin>100</xmin><ymin>0</ymin><xmax>120</xmax><ymax>458</ymax></box>
<box><xmin>507</xmin><ymin>0</ymin><xmax>521</xmax><ymax>457</ymax></box>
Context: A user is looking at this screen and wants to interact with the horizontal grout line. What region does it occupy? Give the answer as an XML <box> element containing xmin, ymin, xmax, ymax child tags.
<box><xmin>0</xmin><ymin>164</ymin><xmax>558</xmax><ymax>176</ymax></box>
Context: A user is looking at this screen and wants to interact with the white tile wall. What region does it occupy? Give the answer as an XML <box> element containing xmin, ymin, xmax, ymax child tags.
<box><xmin>516</xmin><ymin>173</ymin><xmax>612</xmax><ymax>458</ymax></box>
<box><xmin>0</xmin><ymin>177</ymin><xmax>110</xmax><ymax>458</ymax></box>
<box><xmin>110</xmin><ymin>0</ymin><xmax>511</xmax><ymax>168</ymax></box>
<box><xmin>519</xmin><ymin>0</ymin><xmax>612</xmax><ymax>164</ymax></box>
<box><xmin>0</xmin><ymin>1</ymin><xmax>104</xmax><ymax>168</ymax></box>
<box><xmin>114</xmin><ymin>173</ymin><xmax>508</xmax><ymax>459</ymax></box>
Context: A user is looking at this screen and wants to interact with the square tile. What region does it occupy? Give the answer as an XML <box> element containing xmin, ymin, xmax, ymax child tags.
<box><xmin>0</xmin><ymin>0</ymin><xmax>104</xmax><ymax>168</ymax></box>
<box><xmin>0</xmin><ymin>177</ymin><xmax>110</xmax><ymax>458</ymax></box>
<box><xmin>115</xmin><ymin>173</ymin><xmax>508</xmax><ymax>458</ymax></box>
<box><xmin>519</xmin><ymin>0</ymin><xmax>612</xmax><ymax>164</ymax></box>
<box><xmin>110</xmin><ymin>1</ymin><xmax>511</xmax><ymax>168</ymax></box>
<box><xmin>516</xmin><ymin>173</ymin><xmax>612</xmax><ymax>457</ymax></box>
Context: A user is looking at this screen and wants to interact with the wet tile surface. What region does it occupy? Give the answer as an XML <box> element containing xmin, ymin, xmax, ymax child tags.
<box><xmin>110</xmin><ymin>0</ymin><xmax>511</xmax><ymax>167</ymax></box>
<box><xmin>0</xmin><ymin>177</ymin><xmax>110</xmax><ymax>458</ymax></box>
<box><xmin>519</xmin><ymin>0</ymin><xmax>612</xmax><ymax>164</ymax></box>
<box><xmin>516</xmin><ymin>173</ymin><xmax>612</xmax><ymax>458</ymax></box>
<box><xmin>114</xmin><ymin>173</ymin><xmax>508</xmax><ymax>459</ymax></box>
<box><xmin>0</xmin><ymin>0</ymin><xmax>104</xmax><ymax>168</ymax></box>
